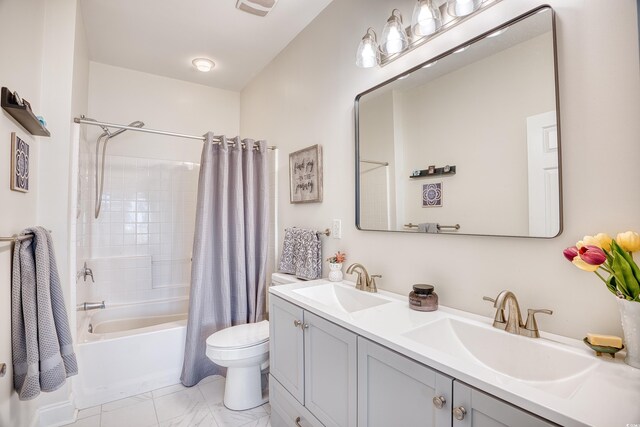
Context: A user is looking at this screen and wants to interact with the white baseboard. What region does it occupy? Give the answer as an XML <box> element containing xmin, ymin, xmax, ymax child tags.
<box><xmin>30</xmin><ymin>394</ymin><xmax>77</xmax><ymax>427</ymax></box>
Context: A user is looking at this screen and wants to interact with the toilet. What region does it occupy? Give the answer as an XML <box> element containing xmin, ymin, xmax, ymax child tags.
<box><xmin>206</xmin><ymin>273</ymin><xmax>302</xmax><ymax>410</ymax></box>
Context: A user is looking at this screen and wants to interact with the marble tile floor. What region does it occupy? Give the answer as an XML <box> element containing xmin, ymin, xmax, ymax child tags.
<box><xmin>64</xmin><ymin>375</ymin><xmax>270</xmax><ymax>427</ymax></box>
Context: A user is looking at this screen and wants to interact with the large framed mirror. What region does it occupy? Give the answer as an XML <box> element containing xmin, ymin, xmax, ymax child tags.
<box><xmin>355</xmin><ymin>6</ymin><xmax>561</xmax><ymax>238</ymax></box>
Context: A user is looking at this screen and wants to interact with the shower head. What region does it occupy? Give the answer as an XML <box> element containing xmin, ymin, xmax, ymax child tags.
<box><xmin>108</xmin><ymin>120</ymin><xmax>145</xmax><ymax>139</ymax></box>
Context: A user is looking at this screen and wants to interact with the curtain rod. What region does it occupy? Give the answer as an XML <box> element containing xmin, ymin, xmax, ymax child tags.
<box><xmin>360</xmin><ymin>159</ymin><xmax>389</xmax><ymax>166</ymax></box>
<box><xmin>74</xmin><ymin>117</ymin><xmax>277</xmax><ymax>151</ymax></box>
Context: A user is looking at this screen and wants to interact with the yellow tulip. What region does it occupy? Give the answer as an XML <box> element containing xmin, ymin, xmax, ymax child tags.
<box><xmin>616</xmin><ymin>231</ymin><xmax>640</xmax><ymax>252</ymax></box>
<box><xmin>572</xmin><ymin>256</ymin><xmax>600</xmax><ymax>272</ymax></box>
<box><xmin>579</xmin><ymin>233</ymin><xmax>613</xmax><ymax>251</ymax></box>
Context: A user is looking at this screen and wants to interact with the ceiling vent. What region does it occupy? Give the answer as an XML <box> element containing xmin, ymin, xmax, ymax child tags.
<box><xmin>236</xmin><ymin>0</ymin><xmax>279</xmax><ymax>17</ymax></box>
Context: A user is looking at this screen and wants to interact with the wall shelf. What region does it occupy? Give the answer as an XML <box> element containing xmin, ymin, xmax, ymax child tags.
<box><xmin>1</xmin><ymin>87</ymin><xmax>50</xmax><ymax>137</ymax></box>
<box><xmin>409</xmin><ymin>165</ymin><xmax>456</xmax><ymax>179</ymax></box>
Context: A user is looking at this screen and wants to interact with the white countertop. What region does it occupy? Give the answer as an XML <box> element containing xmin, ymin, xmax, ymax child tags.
<box><xmin>270</xmin><ymin>279</ymin><xmax>640</xmax><ymax>427</ymax></box>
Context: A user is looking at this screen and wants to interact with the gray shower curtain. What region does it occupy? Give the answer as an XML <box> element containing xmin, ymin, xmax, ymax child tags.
<box><xmin>181</xmin><ymin>133</ymin><xmax>269</xmax><ymax>387</ymax></box>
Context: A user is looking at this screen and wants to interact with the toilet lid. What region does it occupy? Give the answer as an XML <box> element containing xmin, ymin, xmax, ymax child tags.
<box><xmin>206</xmin><ymin>320</ymin><xmax>269</xmax><ymax>349</ymax></box>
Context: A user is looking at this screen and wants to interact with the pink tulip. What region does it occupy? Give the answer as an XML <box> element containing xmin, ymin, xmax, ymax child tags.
<box><xmin>578</xmin><ymin>245</ymin><xmax>606</xmax><ymax>266</ymax></box>
<box><xmin>563</xmin><ymin>246</ymin><xmax>579</xmax><ymax>261</ymax></box>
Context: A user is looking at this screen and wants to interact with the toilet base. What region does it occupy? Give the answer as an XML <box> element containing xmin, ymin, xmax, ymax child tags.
<box><xmin>224</xmin><ymin>365</ymin><xmax>268</xmax><ymax>411</ymax></box>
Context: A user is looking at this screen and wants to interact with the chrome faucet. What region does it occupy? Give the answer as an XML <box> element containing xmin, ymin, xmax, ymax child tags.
<box><xmin>483</xmin><ymin>290</ymin><xmax>552</xmax><ymax>338</ymax></box>
<box><xmin>77</xmin><ymin>301</ymin><xmax>105</xmax><ymax>311</ymax></box>
<box><xmin>77</xmin><ymin>262</ymin><xmax>95</xmax><ymax>283</ymax></box>
<box><xmin>345</xmin><ymin>263</ymin><xmax>381</xmax><ymax>293</ymax></box>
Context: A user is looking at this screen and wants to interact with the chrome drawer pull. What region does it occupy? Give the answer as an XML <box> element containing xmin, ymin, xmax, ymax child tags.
<box><xmin>293</xmin><ymin>320</ymin><xmax>302</xmax><ymax>328</ymax></box>
<box><xmin>294</xmin><ymin>416</ymin><xmax>303</xmax><ymax>427</ymax></box>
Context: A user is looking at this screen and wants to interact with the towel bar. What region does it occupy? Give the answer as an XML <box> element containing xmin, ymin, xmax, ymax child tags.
<box><xmin>404</xmin><ymin>223</ymin><xmax>460</xmax><ymax>231</ymax></box>
<box><xmin>0</xmin><ymin>230</ymin><xmax>53</xmax><ymax>243</ymax></box>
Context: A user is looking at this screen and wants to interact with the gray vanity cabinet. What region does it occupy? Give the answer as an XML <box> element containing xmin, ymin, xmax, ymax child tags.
<box><xmin>270</xmin><ymin>294</ymin><xmax>305</xmax><ymax>404</ymax></box>
<box><xmin>357</xmin><ymin>337</ymin><xmax>453</xmax><ymax>427</ymax></box>
<box><xmin>270</xmin><ymin>295</ymin><xmax>357</xmax><ymax>427</ymax></box>
<box><xmin>452</xmin><ymin>381</ymin><xmax>558</xmax><ymax>427</ymax></box>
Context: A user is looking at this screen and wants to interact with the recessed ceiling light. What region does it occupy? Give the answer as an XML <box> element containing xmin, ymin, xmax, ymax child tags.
<box><xmin>192</xmin><ymin>58</ymin><xmax>215</xmax><ymax>72</ymax></box>
<box><xmin>398</xmin><ymin>74</ymin><xmax>409</xmax><ymax>80</ymax></box>
<box><xmin>453</xmin><ymin>46</ymin><xmax>469</xmax><ymax>54</ymax></box>
<box><xmin>422</xmin><ymin>60</ymin><xmax>438</xmax><ymax>68</ymax></box>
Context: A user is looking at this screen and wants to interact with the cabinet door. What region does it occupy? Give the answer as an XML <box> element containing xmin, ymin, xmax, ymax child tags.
<box><xmin>304</xmin><ymin>311</ymin><xmax>357</xmax><ymax>427</ymax></box>
<box><xmin>357</xmin><ymin>337</ymin><xmax>453</xmax><ymax>427</ymax></box>
<box><xmin>452</xmin><ymin>381</ymin><xmax>558</xmax><ymax>427</ymax></box>
<box><xmin>270</xmin><ymin>296</ymin><xmax>305</xmax><ymax>404</ymax></box>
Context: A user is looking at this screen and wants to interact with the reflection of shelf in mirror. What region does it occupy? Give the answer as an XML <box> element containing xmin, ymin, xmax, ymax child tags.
<box><xmin>409</xmin><ymin>165</ymin><xmax>456</xmax><ymax>179</ymax></box>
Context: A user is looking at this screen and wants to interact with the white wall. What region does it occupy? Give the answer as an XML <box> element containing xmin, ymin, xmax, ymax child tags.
<box><xmin>241</xmin><ymin>0</ymin><xmax>640</xmax><ymax>339</ymax></box>
<box><xmin>0</xmin><ymin>0</ymin><xmax>89</xmax><ymax>425</ymax></box>
<box><xmin>87</xmin><ymin>62</ymin><xmax>240</xmax><ymax>163</ymax></box>
<box><xmin>0</xmin><ymin>2</ymin><xmax>46</xmax><ymax>425</ymax></box>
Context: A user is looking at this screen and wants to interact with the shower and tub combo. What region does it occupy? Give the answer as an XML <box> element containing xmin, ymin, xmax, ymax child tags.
<box><xmin>73</xmin><ymin>116</ymin><xmax>277</xmax><ymax>411</ymax></box>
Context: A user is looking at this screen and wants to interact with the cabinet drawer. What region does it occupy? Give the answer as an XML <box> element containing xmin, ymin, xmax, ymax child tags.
<box><xmin>270</xmin><ymin>374</ymin><xmax>324</xmax><ymax>427</ymax></box>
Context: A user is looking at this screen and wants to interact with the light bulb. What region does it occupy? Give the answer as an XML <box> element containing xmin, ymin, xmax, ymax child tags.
<box><xmin>381</xmin><ymin>10</ymin><xmax>409</xmax><ymax>55</ymax></box>
<box><xmin>411</xmin><ymin>0</ymin><xmax>442</xmax><ymax>37</ymax></box>
<box><xmin>356</xmin><ymin>29</ymin><xmax>380</xmax><ymax>68</ymax></box>
<box><xmin>447</xmin><ymin>0</ymin><xmax>481</xmax><ymax>17</ymax></box>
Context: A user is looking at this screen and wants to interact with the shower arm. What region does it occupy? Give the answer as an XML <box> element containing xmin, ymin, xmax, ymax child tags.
<box><xmin>92</xmin><ymin>119</ymin><xmax>145</xmax><ymax>218</ymax></box>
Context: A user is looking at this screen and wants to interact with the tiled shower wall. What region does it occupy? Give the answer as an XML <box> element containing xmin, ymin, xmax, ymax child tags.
<box><xmin>77</xmin><ymin>154</ymin><xmax>199</xmax><ymax>304</ymax></box>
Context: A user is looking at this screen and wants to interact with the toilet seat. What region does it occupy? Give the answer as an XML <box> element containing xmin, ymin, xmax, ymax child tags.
<box><xmin>206</xmin><ymin>320</ymin><xmax>269</xmax><ymax>349</ymax></box>
<box><xmin>206</xmin><ymin>320</ymin><xmax>270</xmax><ymax>362</ymax></box>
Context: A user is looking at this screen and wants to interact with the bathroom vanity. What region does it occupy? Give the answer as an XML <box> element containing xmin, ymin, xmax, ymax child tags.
<box><xmin>268</xmin><ymin>280</ymin><xmax>640</xmax><ymax>427</ymax></box>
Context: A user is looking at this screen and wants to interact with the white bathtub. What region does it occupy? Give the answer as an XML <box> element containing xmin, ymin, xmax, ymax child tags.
<box><xmin>74</xmin><ymin>298</ymin><xmax>189</xmax><ymax>409</ymax></box>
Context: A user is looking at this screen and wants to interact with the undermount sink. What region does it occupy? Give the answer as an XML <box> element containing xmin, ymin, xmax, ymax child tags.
<box><xmin>403</xmin><ymin>318</ymin><xmax>597</xmax><ymax>385</ymax></box>
<box><xmin>293</xmin><ymin>283</ymin><xmax>391</xmax><ymax>313</ymax></box>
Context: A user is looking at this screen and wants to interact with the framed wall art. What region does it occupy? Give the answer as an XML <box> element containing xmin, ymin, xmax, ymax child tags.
<box><xmin>289</xmin><ymin>144</ymin><xmax>323</xmax><ymax>203</ymax></box>
<box><xmin>10</xmin><ymin>132</ymin><xmax>29</xmax><ymax>193</ymax></box>
<box><xmin>422</xmin><ymin>182</ymin><xmax>442</xmax><ymax>207</ymax></box>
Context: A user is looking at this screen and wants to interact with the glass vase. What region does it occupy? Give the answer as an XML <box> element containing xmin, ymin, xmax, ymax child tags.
<box><xmin>617</xmin><ymin>298</ymin><xmax>640</xmax><ymax>369</ymax></box>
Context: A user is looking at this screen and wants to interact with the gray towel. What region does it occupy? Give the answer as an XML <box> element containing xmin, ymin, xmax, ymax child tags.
<box><xmin>278</xmin><ymin>228</ymin><xmax>322</xmax><ymax>280</ymax></box>
<box><xmin>12</xmin><ymin>226</ymin><xmax>78</xmax><ymax>400</ymax></box>
<box><xmin>417</xmin><ymin>223</ymin><xmax>440</xmax><ymax>233</ymax></box>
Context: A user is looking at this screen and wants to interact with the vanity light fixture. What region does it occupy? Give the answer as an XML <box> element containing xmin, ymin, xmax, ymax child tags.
<box><xmin>356</xmin><ymin>0</ymin><xmax>503</xmax><ymax>68</ymax></box>
<box><xmin>192</xmin><ymin>58</ymin><xmax>215</xmax><ymax>72</ymax></box>
<box><xmin>381</xmin><ymin>9</ymin><xmax>409</xmax><ymax>55</ymax></box>
<box><xmin>356</xmin><ymin>28</ymin><xmax>380</xmax><ymax>68</ymax></box>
